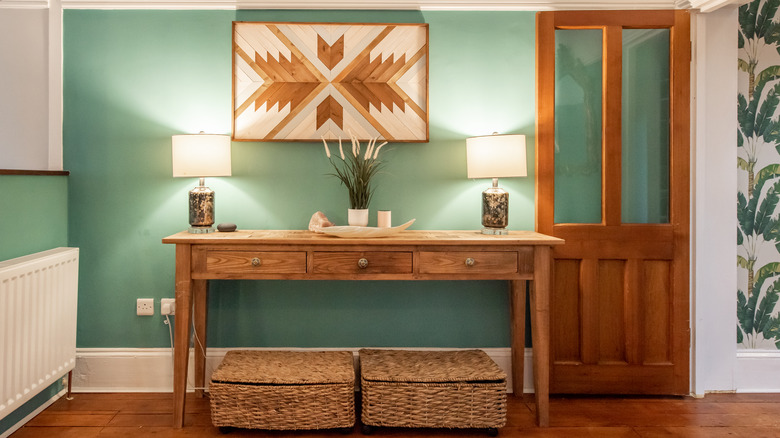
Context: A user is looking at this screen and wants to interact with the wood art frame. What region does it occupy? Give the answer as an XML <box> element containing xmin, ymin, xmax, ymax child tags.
<box><xmin>232</xmin><ymin>22</ymin><xmax>429</xmax><ymax>142</ymax></box>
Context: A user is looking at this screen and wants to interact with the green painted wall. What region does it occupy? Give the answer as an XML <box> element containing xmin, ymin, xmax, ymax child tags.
<box><xmin>0</xmin><ymin>175</ymin><xmax>68</xmax><ymax>261</ymax></box>
<box><xmin>0</xmin><ymin>380</ymin><xmax>63</xmax><ymax>436</ymax></box>
<box><xmin>0</xmin><ymin>176</ymin><xmax>68</xmax><ymax>435</ymax></box>
<box><xmin>63</xmin><ymin>10</ymin><xmax>536</xmax><ymax>348</ymax></box>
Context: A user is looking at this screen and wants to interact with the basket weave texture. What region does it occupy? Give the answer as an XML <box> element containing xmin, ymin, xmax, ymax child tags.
<box><xmin>209</xmin><ymin>350</ymin><xmax>355</xmax><ymax>430</ymax></box>
<box><xmin>359</xmin><ymin>349</ymin><xmax>507</xmax><ymax>429</ymax></box>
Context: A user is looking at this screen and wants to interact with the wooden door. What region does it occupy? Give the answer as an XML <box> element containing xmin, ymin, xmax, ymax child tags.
<box><xmin>536</xmin><ymin>10</ymin><xmax>690</xmax><ymax>394</ymax></box>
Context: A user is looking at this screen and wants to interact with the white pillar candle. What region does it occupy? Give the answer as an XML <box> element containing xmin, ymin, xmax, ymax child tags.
<box><xmin>377</xmin><ymin>210</ymin><xmax>391</xmax><ymax>228</ymax></box>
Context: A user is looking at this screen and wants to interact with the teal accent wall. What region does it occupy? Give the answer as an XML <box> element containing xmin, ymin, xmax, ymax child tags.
<box><xmin>0</xmin><ymin>380</ymin><xmax>64</xmax><ymax>436</ymax></box>
<box><xmin>0</xmin><ymin>175</ymin><xmax>67</xmax><ymax>436</ymax></box>
<box><xmin>0</xmin><ymin>175</ymin><xmax>68</xmax><ymax>261</ymax></box>
<box><xmin>63</xmin><ymin>10</ymin><xmax>536</xmax><ymax>348</ymax></box>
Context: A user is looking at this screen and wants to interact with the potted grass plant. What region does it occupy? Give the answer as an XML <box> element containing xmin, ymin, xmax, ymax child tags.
<box><xmin>322</xmin><ymin>134</ymin><xmax>387</xmax><ymax>226</ymax></box>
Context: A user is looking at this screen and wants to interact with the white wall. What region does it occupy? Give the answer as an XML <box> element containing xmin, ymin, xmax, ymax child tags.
<box><xmin>0</xmin><ymin>4</ymin><xmax>61</xmax><ymax>171</ymax></box>
<box><xmin>0</xmin><ymin>8</ymin><xmax>50</xmax><ymax>169</ymax></box>
<box><xmin>692</xmin><ymin>5</ymin><xmax>741</xmax><ymax>394</ymax></box>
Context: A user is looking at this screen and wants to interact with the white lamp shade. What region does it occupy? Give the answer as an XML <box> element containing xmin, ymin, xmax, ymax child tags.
<box><xmin>466</xmin><ymin>134</ymin><xmax>527</xmax><ymax>179</ymax></box>
<box><xmin>172</xmin><ymin>134</ymin><xmax>232</xmax><ymax>177</ymax></box>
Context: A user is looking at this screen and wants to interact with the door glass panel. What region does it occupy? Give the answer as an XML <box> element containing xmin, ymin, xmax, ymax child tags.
<box><xmin>554</xmin><ymin>29</ymin><xmax>603</xmax><ymax>224</ymax></box>
<box><xmin>621</xmin><ymin>29</ymin><xmax>670</xmax><ymax>224</ymax></box>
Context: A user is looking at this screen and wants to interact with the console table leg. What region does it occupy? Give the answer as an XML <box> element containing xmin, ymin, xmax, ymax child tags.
<box><xmin>510</xmin><ymin>280</ymin><xmax>527</xmax><ymax>396</ymax></box>
<box><xmin>173</xmin><ymin>244</ymin><xmax>193</xmax><ymax>428</ymax></box>
<box><xmin>531</xmin><ymin>246</ymin><xmax>551</xmax><ymax>427</ymax></box>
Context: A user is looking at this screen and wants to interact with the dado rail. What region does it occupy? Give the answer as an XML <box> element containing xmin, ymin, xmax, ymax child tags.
<box><xmin>162</xmin><ymin>229</ymin><xmax>563</xmax><ymax>428</ymax></box>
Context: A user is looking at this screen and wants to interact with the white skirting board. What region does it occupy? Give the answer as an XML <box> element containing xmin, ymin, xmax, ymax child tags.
<box><xmin>72</xmin><ymin>347</ymin><xmax>533</xmax><ymax>393</ymax></box>
<box><xmin>734</xmin><ymin>350</ymin><xmax>780</xmax><ymax>393</ymax></box>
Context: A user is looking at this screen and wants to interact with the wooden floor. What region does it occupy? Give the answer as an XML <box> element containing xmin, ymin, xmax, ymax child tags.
<box><xmin>10</xmin><ymin>392</ymin><xmax>780</xmax><ymax>437</ymax></box>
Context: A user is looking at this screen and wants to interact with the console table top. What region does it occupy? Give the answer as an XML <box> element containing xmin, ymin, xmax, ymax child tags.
<box><xmin>163</xmin><ymin>229</ymin><xmax>564</xmax><ymax>246</ymax></box>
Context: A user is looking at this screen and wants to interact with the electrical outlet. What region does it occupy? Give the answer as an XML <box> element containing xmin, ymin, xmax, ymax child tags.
<box><xmin>137</xmin><ymin>298</ymin><xmax>154</xmax><ymax>316</ymax></box>
<box><xmin>161</xmin><ymin>298</ymin><xmax>175</xmax><ymax>315</ymax></box>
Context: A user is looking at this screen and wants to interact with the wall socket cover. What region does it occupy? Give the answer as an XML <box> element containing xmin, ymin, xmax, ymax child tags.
<box><xmin>136</xmin><ymin>298</ymin><xmax>154</xmax><ymax>316</ymax></box>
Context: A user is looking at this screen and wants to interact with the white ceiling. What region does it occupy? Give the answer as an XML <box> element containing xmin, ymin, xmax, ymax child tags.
<box><xmin>0</xmin><ymin>0</ymin><xmax>747</xmax><ymax>12</ymax></box>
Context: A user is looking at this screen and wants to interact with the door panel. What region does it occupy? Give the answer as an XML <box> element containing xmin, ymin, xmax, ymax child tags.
<box><xmin>598</xmin><ymin>259</ymin><xmax>626</xmax><ymax>363</ymax></box>
<box><xmin>643</xmin><ymin>260</ymin><xmax>672</xmax><ymax>364</ymax></box>
<box><xmin>552</xmin><ymin>259</ymin><xmax>581</xmax><ymax>363</ymax></box>
<box><xmin>536</xmin><ymin>10</ymin><xmax>690</xmax><ymax>395</ymax></box>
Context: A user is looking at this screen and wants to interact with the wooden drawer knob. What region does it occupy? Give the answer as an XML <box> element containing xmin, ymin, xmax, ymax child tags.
<box><xmin>251</xmin><ymin>257</ymin><xmax>261</xmax><ymax>267</ymax></box>
<box><xmin>358</xmin><ymin>258</ymin><xmax>369</xmax><ymax>269</ymax></box>
<box><xmin>465</xmin><ymin>257</ymin><xmax>475</xmax><ymax>267</ymax></box>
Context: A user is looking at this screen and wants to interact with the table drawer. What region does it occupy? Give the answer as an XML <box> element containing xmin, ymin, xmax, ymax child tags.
<box><xmin>419</xmin><ymin>251</ymin><xmax>519</xmax><ymax>275</ymax></box>
<box><xmin>204</xmin><ymin>251</ymin><xmax>307</xmax><ymax>274</ymax></box>
<box><xmin>312</xmin><ymin>251</ymin><xmax>413</xmax><ymax>274</ymax></box>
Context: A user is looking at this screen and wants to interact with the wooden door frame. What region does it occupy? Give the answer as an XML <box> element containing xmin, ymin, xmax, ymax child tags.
<box><xmin>535</xmin><ymin>10</ymin><xmax>691</xmax><ymax>394</ymax></box>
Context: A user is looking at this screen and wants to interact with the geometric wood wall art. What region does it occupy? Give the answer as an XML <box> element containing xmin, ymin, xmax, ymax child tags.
<box><xmin>232</xmin><ymin>22</ymin><xmax>428</xmax><ymax>142</ymax></box>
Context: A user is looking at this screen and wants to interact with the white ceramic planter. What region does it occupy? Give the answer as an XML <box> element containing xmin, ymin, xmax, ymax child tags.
<box><xmin>348</xmin><ymin>208</ymin><xmax>369</xmax><ymax>227</ymax></box>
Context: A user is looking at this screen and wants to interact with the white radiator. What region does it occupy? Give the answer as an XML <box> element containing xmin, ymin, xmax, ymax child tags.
<box><xmin>0</xmin><ymin>247</ymin><xmax>79</xmax><ymax>421</ymax></box>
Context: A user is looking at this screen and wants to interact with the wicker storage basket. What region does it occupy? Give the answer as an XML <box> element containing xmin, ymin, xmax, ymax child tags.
<box><xmin>359</xmin><ymin>349</ymin><xmax>507</xmax><ymax>430</ymax></box>
<box><xmin>209</xmin><ymin>350</ymin><xmax>355</xmax><ymax>431</ymax></box>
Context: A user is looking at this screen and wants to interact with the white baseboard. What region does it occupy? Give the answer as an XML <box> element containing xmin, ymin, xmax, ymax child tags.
<box><xmin>73</xmin><ymin>347</ymin><xmax>780</xmax><ymax>395</ymax></box>
<box><xmin>0</xmin><ymin>388</ymin><xmax>66</xmax><ymax>438</ymax></box>
<box><xmin>73</xmin><ymin>347</ymin><xmax>534</xmax><ymax>393</ymax></box>
<box><xmin>735</xmin><ymin>350</ymin><xmax>780</xmax><ymax>393</ymax></box>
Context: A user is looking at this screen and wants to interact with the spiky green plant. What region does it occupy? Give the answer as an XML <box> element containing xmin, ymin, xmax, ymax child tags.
<box><xmin>322</xmin><ymin>136</ymin><xmax>387</xmax><ymax>209</ymax></box>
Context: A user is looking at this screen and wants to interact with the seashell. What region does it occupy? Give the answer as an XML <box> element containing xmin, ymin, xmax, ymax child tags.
<box><xmin>308</xmin><ymin>211</ymin><xmax>334</xmax><ymax>232</ymax></box>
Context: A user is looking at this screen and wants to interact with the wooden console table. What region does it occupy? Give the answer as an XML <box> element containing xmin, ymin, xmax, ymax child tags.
<box><xmin>162</xmin><ymin>229</ymin><xmax>563</xmax><ymax>428</ymax></box>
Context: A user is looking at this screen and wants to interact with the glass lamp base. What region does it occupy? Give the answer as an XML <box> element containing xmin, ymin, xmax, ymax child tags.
<box><xmin>188</xmin><ymin>182</ymin><xmax>216</xmax><ymax>234</ymax></box>
<box><xmin>481</xmin><ymin>227</ymin><xmax>509</xmax><ymax>235</ymax></box>
<box><xmin>481</xmin><ymin>185</ymin><xmax>509</xmax><ymax>233</ymax></box>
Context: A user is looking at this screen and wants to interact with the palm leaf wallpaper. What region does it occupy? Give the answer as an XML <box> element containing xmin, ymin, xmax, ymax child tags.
<box><xmin>232</xmin><ymin>22</ymin><xmax>428</xmax><ymax>142</ymax></box>
<box><xmin>738</xmin><ymin>0</ymin><xmax>780</xmax><ymax>350</ymax></box>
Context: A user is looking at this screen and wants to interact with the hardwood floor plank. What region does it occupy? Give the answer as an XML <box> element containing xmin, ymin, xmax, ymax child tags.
<box><xmin>501</xmin><ymin>395</ymin><xmax>536</xmax><ymax>428</ymax></box>
<box><xmin>97</xmin><ymin>427</ymin><xmax>221</xmax><ymax>437</ymax></box>
<box><xmin>10</xmin><ymin>427</ymin><xmax>104</xmax><ymax>437</ymax></box>
<box><xmin>701</xmin><ymin>393</ymin><xmax>780</xmax><ymax>403</ymax></box>
<box><xmin>24</xmin><ymin>412</ymin><xmax>115</xmax><ymax>427</ymax></box>
<box><xmin>633</xmin><ymin>426</ymin><xmax>780</xmax><ymax>438</ymax></box>
<box><xmin>108</xmin><ymin>414</ymin><xmax>179</xmax><ymax>427</ymax></box>
<box><xmin>505</xmin><ymin>428</ymin><xmax>641</xmax><ymax>437</ymax></box>
<box><xmin>108</xmin><ymin>413</ymin><xmax>213</xmax><ymax>427</ymax></box>
<box><xmin>550</xmin><ymin>409</ymin><xmax>780</xmax><ymax>428</ymax></box>
<box><xmin>48</xmin><ymin>393</ymin><xmax>211</xmax><ymax>414</ymax></box>
<box><xmin>617</xmin><ymin>401</ymin><xmax>780</xmax><ymax>415</ymax></box>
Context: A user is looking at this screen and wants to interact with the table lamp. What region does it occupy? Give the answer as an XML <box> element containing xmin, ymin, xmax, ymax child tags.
<box><xmin>172</xmin><ymin>133</ymin><xmax>232</xmax><ymax>233</ymax></box>
<box><xmin>466</xmin><ymin>133</ymin><xmax>527</xmax><ymax>235</ymax></box>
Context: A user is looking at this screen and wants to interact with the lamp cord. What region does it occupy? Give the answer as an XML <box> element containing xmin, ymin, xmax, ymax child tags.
<box><xmin>164</xmin><ymin>314</ymin><xmax>207</xmax><ymax>391</ymax></box>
